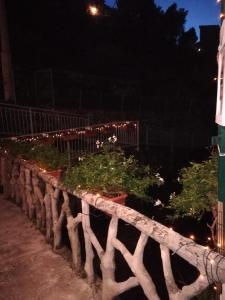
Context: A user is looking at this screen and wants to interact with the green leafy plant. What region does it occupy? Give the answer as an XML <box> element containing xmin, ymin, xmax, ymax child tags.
<box><xmin>0</xmin><ymin>139</ymin><xmax>32</xmax><ymax>157</ymax></box>
<box><xmin>168</xmin><ymin>155</ymin><xmax>218</xmax><ymax>220</ymax></box>
<box><xmin>27</xmin><ymin>143</ymin><xmax>67</xmax><ymax>171</ymax></box>
<box><xmin>63</xmin><ymin>144</ymin><xmax>162</xmax><ymax>199</ymax></box>
<box><xmin>0</xmin><ymin>140</ymin><xmax>67</xmax><ymax>171</ymax></box>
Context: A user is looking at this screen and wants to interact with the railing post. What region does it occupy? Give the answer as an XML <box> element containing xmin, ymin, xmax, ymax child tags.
<box><xmin>29</xmin><ymin>107</ymin><xmax>34</xmax><ymax>136</ymax></box>
<box><xmin>87</xmin><ymin>114</ymin><xmax>91</xmax><ymax>126</ymax></box>
<box><xmin>67</xmin><ymin>141</ymin><xmax>71</xmax><ymax>168</ymax></box>
<box><xmin>136</xmin><ymin>121</ymin><xmax>140</xmax><ymax>151</ymax></box>
<box><xmin>221</xmin><ymin>284</ymin><xmax>225</xmax><ymax>300</ymax></box>
<box><xmin>1</xmin><ymin>155</ymin><xmax>10</xmax><ymax>198</ymax></box>
<box><xmin>0</xmin><ymin>156</ymin><xmax>5</xmax><ymax>192</ymax></box>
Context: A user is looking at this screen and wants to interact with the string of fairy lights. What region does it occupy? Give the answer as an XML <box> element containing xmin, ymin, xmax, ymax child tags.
<box><xmin>10</xmin><ymin>121</ymin><xmax>137</xmax><ymax>143</ymax></box>
<box><xmin>168</xmin><ymin>226</ymin><xmax>225</xmax><ymax>292</ymax></box>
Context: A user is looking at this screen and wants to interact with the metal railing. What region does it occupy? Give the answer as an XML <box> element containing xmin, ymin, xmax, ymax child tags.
<box><xmin>0</xmin><ymin>103</ymin><xmax>89</xmax><ymax>136</ymax></box>
<box><xmin>11</xmin><ymin>121</ymin><xmax>139</xmax><ymax>165</ymax></box>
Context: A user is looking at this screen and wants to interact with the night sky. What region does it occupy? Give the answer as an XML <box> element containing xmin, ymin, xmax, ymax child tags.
<box><xmin>106</xmin><ymin>0</ymin><xmax>220</xmax><ymax>38</ymax></box>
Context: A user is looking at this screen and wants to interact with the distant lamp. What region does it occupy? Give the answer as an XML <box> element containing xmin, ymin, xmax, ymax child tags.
<box><xmin>88</xmin><ymin>5</ymin><xmax>99</xmax><ymax>16</ymax></box>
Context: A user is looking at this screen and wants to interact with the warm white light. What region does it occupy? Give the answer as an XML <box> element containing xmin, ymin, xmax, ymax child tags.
<box><xmin>89</xmin><ymin>5</ymin><xmax>99</xmax><ymax>16</ymax></box>
<box><xmin>214</xmin><ymin>77</ymin><xmax>218</xmax><ymax>81</ymax></box>
<box><xmin>220</xmin><ymin>13</ymin><xmax>224</xmax><ymax>19</ymax></box>
<box><xmin>208</xmin><ymin>237</ymin><xmax>211</xmax><ymax>241</ymax></box>
<box><xmin>169</xmin><ymin>227</ymin><xmax>173</xmax><ymax>231</ymax></box>
<box><xmin>210</xmin><ymin>259</ymin><xmax>214</xmax><ymax>264</ymax></box>
<box><xmin>200</xmin><ymin>274</ymin><xmax>204</xmax><ymax>280</ymax></box>
<box><xmin>190</xmin><ymin>235</ymin><xmax>195</xmax><ymax>240</ymax></box>
<box><xmin>214</xmin><ymin>285</ymin><xmax>217</xmax><ymax>290</ymax></box>
<box><xmin>217</xmin><ymin>243</ymin><xmax>221</xmax><ymax>248</ymax></box>
<box><xmin>217</xmin><ymin>0</ymin><xmax>221</xmax><ymax>3</ymax></box>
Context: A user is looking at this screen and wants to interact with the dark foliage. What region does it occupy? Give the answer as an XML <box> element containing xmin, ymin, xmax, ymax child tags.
<box><xmin>4</xmin><ymin>0</ymin><xmax>217</xmax><ymax>117</ymax></box>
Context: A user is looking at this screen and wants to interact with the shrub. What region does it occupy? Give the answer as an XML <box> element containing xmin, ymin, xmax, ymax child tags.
<box><xmin>0</xmin><ymin>140</ymin><xmax>67</xmax><ymax>171</ymax></box>
<box><xmin>63</xmin><ymin>145</ymin><xmax>162</xmax><ymax>199</ymax></box>
<box><xmin>27</xmin><ymin>143</ymin><xmax>67</xmax><ymax>171</ymax></box>
<box><xmin>168</xmin><ymin>156</ymin><xmax>218</xmax><ymax>219</ymax></box>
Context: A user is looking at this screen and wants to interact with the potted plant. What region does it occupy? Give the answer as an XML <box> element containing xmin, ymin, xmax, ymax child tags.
<box><xmin>0</xmin><ymin>139</ymin><xmax>33</xmax><ymax>158</ymax></box>
<box><xmin>63</xmin><ymin>143</ymin><xmax>162</xmax><ymax>205</ymax></box>
<box><xmin>27</xmin><ymin>143</ymin><xmax>67</xmax><ymax>179</ymax></box>
<box><xmin>1</xmin><ymin>139</ymin><xmax>68</xmax><ymax>179</ymax></box>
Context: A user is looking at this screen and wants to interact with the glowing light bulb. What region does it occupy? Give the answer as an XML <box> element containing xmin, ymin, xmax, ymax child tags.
<box><xmin>190</xmin><ymin>235</ymin><xmax>195</xmax><ymax>240</ymax></box>
<box><xmin>217</xmin><ymin>243</ymin><xmax>221</xmax><ymax>248</ymax></box>
<box><xmin>208</xmin><ymin>237</ymin><xmax>211</xmax><ymax>241</ymax></box>
<box><xmin>89</xmin><ymin>5</ymin><xmax>99</xmax><ymax>16</ymax></box>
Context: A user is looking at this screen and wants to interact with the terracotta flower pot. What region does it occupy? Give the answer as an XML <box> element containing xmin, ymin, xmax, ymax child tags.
<box><xmin>46</xmin><ymin>169</ymin><xmax>62</xmax><ymax>180</ymax></box>
<box><xmin>62</xmin><ymin>134</ymin><xmax>79</xmax><ymax>141</ymax></box>
<box><xmin>103</xmin><ymin>128</ymin><xmax>114</xmax><ymax>135</ymax></box>
<box><xmin>85</xmin><ymin>130</ymin><xmax>96</xmax><ymax>138</ymax></box>
<box><xmin>104</xmin><ymin>193</ymin><xmax>128</xmax><ymax>206</ymax></box>
<box><xmin>38</xmin><ymin>137</ymin><xmax>54</xmax><ymax>145</ymax></box>
<box><xmin>214</xmin><ymin>283</ymin><xmax>222</xmax><ymax>295</ymax></box>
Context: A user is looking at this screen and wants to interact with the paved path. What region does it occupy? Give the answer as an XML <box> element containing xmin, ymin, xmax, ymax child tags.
<box><xmin>0</xmin><ymin>197</ymin><xmax>95</xmax><ymax>300</ymax></box>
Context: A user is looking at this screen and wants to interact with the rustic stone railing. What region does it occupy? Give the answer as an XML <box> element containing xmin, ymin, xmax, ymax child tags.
<box><xmin>1</xmin><ymin>154</ymin><xmax>225</xmax><ymax>300</ymax></box>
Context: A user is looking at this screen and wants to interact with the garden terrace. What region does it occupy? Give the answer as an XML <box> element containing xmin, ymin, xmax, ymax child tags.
<box><xmin>1</xmin><ymin>151</ymin><xmax>225</xmax><ymax>299</ymax></box>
